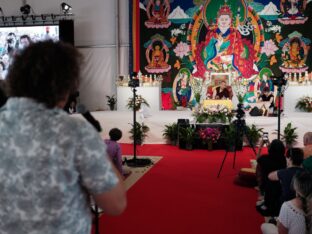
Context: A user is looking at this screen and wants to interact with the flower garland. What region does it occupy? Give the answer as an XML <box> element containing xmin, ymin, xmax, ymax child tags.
<box><xmin>295</xmin><ymin>96</ymin><xmax>312</xmax><ymax>112</ymax></box>
<box><xmin>127</xmin><ymin>95</ymin><xmax>150</xmax><ymax>111</ymax></box>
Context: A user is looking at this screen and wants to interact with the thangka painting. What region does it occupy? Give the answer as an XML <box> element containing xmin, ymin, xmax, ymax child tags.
<box><xmin>130</xmin><ymin>0</ymin><xmax>312</xmax><ymax>110</ymax></box>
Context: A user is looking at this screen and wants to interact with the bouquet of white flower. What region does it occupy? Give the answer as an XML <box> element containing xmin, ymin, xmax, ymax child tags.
<box><xmin>193</xmin><ymin>104</ymin><xmax>233</xmax><ymax>123</ymax></box>
<box><xmin>127</xmin><ymin>95</ymin><xmax>150</xmax><ymax>111</ymax></box>
<box><xmin>296</xmin><ymin>96</ymin><xmax>312</xmax><ymax>112</ymax></box>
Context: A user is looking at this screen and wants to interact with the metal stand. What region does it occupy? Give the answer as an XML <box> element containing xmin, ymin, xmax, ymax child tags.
<box><xmin>217</xmin><ymin>103</ymin><xmax>257</xmax><ymax>178</ymax></box>
<box><xmin>126</xmin><ymin>86</ymin><xmax>152</xmax><ymax>167</ymax></box>
<box><xmin>276</xmin><ymin>85</ymin><xmax>282</xmax><ymax>140</ymax></box>
<box><xmin>92</xmin><ymin>205</ymin><xmax>100</xmax><ymax>234</ymax></box>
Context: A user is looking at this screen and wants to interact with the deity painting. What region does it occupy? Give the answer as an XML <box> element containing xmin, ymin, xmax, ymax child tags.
<box><xmin>172</xmin><ymin>68</ymin><xmax>194</xmax><ymax>107</ymax></box>
<box><xmin>279</xmin><ymin>0</ymin><xmax>308</xmax><ymax>25</ymax></box>
<box><xmin>279</xmin><ymin>32</ymin><xmax>311</xmax><ymax>73</ymax></box>
<box><xmin>144</xmin><ymin>34</ymin><xmax>171</xmax><ymax>74</ymax></box>
<box><xmin>188</xmin><ymin>0</ymin><xmax>263</xmax><ymax>79</ymax></box>
<box><xmin>145</xmin><ymin>0</ymin><xmax>171</xmax><ymax>29</ymax></box>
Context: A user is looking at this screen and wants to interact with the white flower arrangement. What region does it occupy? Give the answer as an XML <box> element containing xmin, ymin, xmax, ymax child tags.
<box><xmin>194</xmin><ymin>104</ymin><xmax>233</xmax><ymax>123</ymax></box>
<box><xmin>127</xmin><ymin>95</ymin><xmax>150</xmax><ymax>111</ymax></box>
<box><xmin>295</xmin><ymin>96</ymin><xmax>312</xmax><ymax>112</ymax></box>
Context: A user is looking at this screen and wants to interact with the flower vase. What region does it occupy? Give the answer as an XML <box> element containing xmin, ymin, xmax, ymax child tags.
<box><xmin>207</xmin><ymin>141</ymin><xmax>213</xmax><ymax>151</ymax></box>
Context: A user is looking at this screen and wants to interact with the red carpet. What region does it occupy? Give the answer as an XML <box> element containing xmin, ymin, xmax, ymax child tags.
<box><xmin>97</xmin><ymin>144</ymin><xmax>263</xmax><ymax>234</ymax></box>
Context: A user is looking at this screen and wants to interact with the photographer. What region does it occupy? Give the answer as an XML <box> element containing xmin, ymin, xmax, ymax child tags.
<box><xmin>0</xmin><ymin>41</ymin><xmax>126</xmax><ymax>233</ymax></box>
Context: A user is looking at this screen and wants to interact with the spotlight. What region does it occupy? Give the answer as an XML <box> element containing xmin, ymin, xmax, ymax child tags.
<box><xmin>20</xmin><ymin>4</ymin><xmax>31</xmax><ymax>15</ymax></box>
<box><xmin>61</xmin><ymin>2</ymin><xmax>72</xmax><ymax>14</ymax></box>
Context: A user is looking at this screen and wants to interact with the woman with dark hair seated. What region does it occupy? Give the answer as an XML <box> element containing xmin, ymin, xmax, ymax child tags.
<box><xmin>256</xmin><ymin>139</ymin><xmax>287</xmax><ymax>217</ymax></box>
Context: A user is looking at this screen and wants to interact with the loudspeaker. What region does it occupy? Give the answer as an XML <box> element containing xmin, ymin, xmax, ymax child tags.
<box><xmin>177</xmin><ymin>119</ymin><xmax>190</xmax><ymax>149</ymax></box>
<box><xmin>59</xmin><ymin>20</ymin><xmax>74</xmax><ymax>45</ymax></box>
<box><xmin>177</xmin><ymin>119</ymin><xmax>189</xmax><ymax>125</ymax></box>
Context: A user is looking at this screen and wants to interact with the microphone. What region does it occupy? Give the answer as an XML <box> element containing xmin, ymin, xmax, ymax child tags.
<box><xmin>76</xmin><ymin>104</ymin><xmax>102</xmax><ymax>132</ymax></box>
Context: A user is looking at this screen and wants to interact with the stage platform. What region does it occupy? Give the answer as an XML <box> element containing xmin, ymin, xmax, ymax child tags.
<box><xmin>74</xmin><ymin>111</ymin><xmax>312</xmax><ymax>147</ymax></box>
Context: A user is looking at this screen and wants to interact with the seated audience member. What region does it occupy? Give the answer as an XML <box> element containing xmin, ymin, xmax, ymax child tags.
<box><xmin>105</xmin><ymin>128</ymin><xmax>124</xmax><ymax>176</ymax></box>
<box><xmin>303</xmin><ymin>132</ymin><xmax>312</xmax><ymax>172</ymax></box>
<box><xmin>0</xmin><ymin>41</ymin><xmax>126</xmax><ymax>233</ymax></box>
<box><xmin>256</xmin><ymin>139</ymin><xmax>287</xmax><ymax>217</ymax></box>
<box><xmin>269</xmin><ymin>148</ymin><xmax>304</xmax><ymax>203</ymax></box>
<box><xmin>212</xmin><ymin>80</ymin><xmax>230</xmax><ymax>99</ymax></box>
<box><xmin>261</xmin><ymin>171</ymin><xmax>312</xmax><ymax>234</ymax></box>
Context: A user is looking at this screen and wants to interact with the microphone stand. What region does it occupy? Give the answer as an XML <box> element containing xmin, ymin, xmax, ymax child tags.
<box><xmin>125</xmin><ymin>82</ymin><xmax>152</xmax><ymax>167</ymax></box>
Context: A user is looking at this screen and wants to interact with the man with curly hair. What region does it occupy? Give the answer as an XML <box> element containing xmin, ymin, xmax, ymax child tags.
<box><xmin>0</xmin><ymin>40</ymin><xmax>126</xmax><ymax>234</ymax></box>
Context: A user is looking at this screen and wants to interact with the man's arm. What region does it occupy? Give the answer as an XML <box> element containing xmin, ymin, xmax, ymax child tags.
<box><xmin>212</xmin><ymin>88</ymin><xmax>217</xmax><ymax>99</ymax></box>
<box><xmin>93</xmin><ymin>165</ymin><xmax>127</xmax><ymax>215</ymax></box>
<box><xmin>268</xmin><ymin>170</ymin><xmax>279</xmax><ymax>181</ymax></box>
<box><xmin>277</xmin><ymin>221</ymin><xmax>288</xmax><ymax>234</ymax></box>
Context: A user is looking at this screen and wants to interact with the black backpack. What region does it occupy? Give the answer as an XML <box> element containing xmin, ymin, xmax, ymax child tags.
<box><xmin>249</xmin><ymin>106</ymin><xmax>263</xmax><ymax>116</ymax></box>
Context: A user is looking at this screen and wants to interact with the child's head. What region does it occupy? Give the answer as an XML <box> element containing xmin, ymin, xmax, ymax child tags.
<box><xmin>109</xmin><ymin>128</ymin><xmax>122</xmax><ymax>141</ymax></box>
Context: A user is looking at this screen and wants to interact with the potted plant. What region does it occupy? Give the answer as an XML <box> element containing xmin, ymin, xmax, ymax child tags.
<box><xmin>106</xmin><ymin>95</ymin><xmax>117</xmax><ymax>111</ymax></box>
<box><xmin>162</xmin><ymin>123</ymin><xmax>178</xmax><ymax>145</ymax></box>
<box><xmin>245</xmin><ymin>124</ymin><xmax>263</xmax><ymax>146</ymax></box>
<box><xmin>295</xmin><ymin>96</ymin><xmax>312</xmax><ymax>112</ymax></box>
<box><xmin>179</xmin><ymin>126</ymin><xmax>196</xmax><ymax>150</ymax></box>
<box><xmin>127</xmin><ymin>95</ymin><xmax>149</xmax><ymax>111</ymax></box>
<box><xmin>223</xmin><ymin>123</ymin><xmax>237</xmax><ymax>151</ymax></box>
<box><xmin>282</xmin><ymin>122</ymin><xmax>298</xmax><ymax>148</ymax></box>
<box><xmin>129</xmin><ymin>122</ymin><xmax>150</xmax><ymax>145</ymax></box>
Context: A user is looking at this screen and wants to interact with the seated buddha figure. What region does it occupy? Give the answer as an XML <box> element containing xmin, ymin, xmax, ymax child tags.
<box><xmin>145</xmin><ymin>44</ymin><xmax>171</xmax><ymax>73</ymax></box>
<box><xmin>284</xmin><ymin>37</ymin><xmax>305</xmax><ymax>68</ymax></box>
<box><xmin>172</xmin><ymin>68</ymin><xmax>193</xmax><ymax>107</ymax></box>
<box><xmin>145</xmin><ymin>0</ymin><xmax>171</xmax><ymax>28</ymax></box>
<box><xmin>197</xmin><ymin>3</ymin><xmax>257</xmax><ymax>78</ymax></box>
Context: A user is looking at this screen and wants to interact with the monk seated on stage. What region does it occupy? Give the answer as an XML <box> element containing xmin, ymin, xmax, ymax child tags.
<box><xmin>210</xmin><ymin>81</ymin><xmax>233</xmax><ymax>100</ymax></box>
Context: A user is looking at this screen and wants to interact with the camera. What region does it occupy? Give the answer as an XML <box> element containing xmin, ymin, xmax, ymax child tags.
<box><xmin>262</xmin><ymin>132</ymin><xmax>269</xmax><ymax>143</ymax></box>
<box><xmin>271</xmin><ymin>75</ymin><xmax>287</xmax><ymax>86</ymax></box>
<box><xmin>128</xmin><ymin>78</ymin><xmax>140</xmax><ymax>88</ymax></box>
<box><xmin>128</xmin><ymin>71</ymin><xmax>139</xmax><ymax>87</ymax></box>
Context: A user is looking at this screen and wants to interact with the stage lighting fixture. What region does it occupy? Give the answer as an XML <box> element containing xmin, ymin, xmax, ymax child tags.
<box><xmin>61</xmin><ymin>2</ymin><xmax>72</xmax><ymax>14</ymax></box>
<box><xmin>20</xmin><ymin>4</ymin><xmax>31</xmax><ymax>15</ymax></box>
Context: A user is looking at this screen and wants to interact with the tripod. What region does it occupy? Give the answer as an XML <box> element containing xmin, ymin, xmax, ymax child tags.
<box><xmin>217</xmin><ymin>103</ymin><xmax>257</xmax><ymax>178</ymax></box>
<box><xmin>271</xmin><ymin>74</ymin><xmax>287</xmax><ymax>140</ymax></box>
<box><xmin>125</xmin><ymin>82</ymin><xmax>152</xmax><ymax>167</ymax></box>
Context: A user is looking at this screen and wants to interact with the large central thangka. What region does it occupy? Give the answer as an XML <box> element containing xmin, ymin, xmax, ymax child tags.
<box><xmin>133</xmin><ymin>0</ymin><xmax>312</xmax><ymax>110</ymax></box>
<box><xmin>190</xmin><ymin>0</ymin><xmax>263</xmax><ymax>79</ymax></box>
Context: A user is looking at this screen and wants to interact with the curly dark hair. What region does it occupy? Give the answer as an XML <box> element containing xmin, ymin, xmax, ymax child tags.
<box><xmin>6</xmin><ymin>40</ymin><xmax>83</xmax><ymax>108</ymax></box>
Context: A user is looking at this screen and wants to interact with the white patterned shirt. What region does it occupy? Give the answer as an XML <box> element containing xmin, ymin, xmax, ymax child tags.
<box><xmin>278</xmin><ymin>201</ymin><xmax>310</xmax><ymax>234</ymax></box>
<box><xmin>0</xmin><ymin>97</ymin><xmax>118</xmax><ymax>234</ymax></box>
